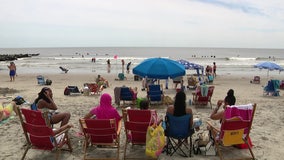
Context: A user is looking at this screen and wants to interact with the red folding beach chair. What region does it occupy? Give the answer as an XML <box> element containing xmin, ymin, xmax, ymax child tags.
<box><xmin>122</xmin><ymin>109</ymin><xmax>157</xmax><ymax>159</ymax></box>
<box><xmin>207</xmin><ymin>104</ymin><xmax>256</xmax><ymax>160</ymax></box>
<box><xmin>192</xmin><ymin>85</ymin><xmax>215</xmax><ymax>109</ymax></box>
<box><xmin>17</xmin><ymin>107</ymin><xmax>72</xmax><ymax>160</ymax></box>
<box><xmin>79</xmin><ymin>118</ymin><xmax>120</xmax><ymax>160</ymax></box>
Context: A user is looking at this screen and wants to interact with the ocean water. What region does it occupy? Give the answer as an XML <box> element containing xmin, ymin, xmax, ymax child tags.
<box><xmin>0</xmin><ymin>47</ymin><xmax>284</xmax><ymax>77</ymax></box>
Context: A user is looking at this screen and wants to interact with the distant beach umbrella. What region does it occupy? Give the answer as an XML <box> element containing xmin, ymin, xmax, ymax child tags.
<box><xmin>254</xmin><ymin>61</ymin><xmax>284</xmax><ymax>77</ymax></box>
<box><xmin>133</xmin><ymin>57</ymin><xmax>185</xmax><ymax>79</ymax></box>
<box><xmin>176</xmin><ymin>59</ymin><xmax>204</xmax><ymax>76</ymax></box>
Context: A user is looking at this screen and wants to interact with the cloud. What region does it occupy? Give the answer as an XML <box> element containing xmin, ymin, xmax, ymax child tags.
<box><xmin>0</xmin><ymin>0</ymin><xmax>284</xmax><ymax>48</ymax></box>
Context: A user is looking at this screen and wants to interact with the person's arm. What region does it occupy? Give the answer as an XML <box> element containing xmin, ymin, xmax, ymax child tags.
<box><xmin>186</xmin><ymin>108</ymin><xmax>194</xmax><ymax>128</ymax></box>
<box><xmin>84</xmin><ymin>112</ymin><xmax>94</xmax><ymax>119</ymax></box>
<box><xmin>116</xmin><ymin>119</ymin><xmax>122</xmax><ymax>135</ymax></box>
<box><xmin>37</xmin><ymin>99</ymin><xmax>58</xmax><ymax>110</ymax></box>
<box><xmin>210</xmin><ymin>106</ymin><xmax>224</xmax><ymax>120</ymax></box>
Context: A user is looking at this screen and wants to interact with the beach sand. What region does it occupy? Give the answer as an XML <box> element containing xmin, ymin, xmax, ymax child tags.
<box><xmin>0</xmin><ymin>72</ymin><xmax>284</xmax><ymax>160</ymax></box>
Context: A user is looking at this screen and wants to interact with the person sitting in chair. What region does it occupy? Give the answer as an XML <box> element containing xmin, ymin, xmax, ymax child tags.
<box><xmin>34</xmin><ymin>87</ymin><xmax>72</xmax><ymax>127</ymax></box>
<box><xmin>84</xmin><ymin>93</ymin><xmax>122</xmax><ymax>134</ymax></box>
<box><xmin>210</xmin><ymin>89</ymin><xmax>236</xmax><ymax>123</ymax></box>
<box><xmin>96</xmin><ymin>75</ymin><xmax>110</xmax><ymax>88</ymax></box>
<box><xmin>167</xmin><ymin>91</ymin><xmax>193</xmax><ymax>124</ymax></box>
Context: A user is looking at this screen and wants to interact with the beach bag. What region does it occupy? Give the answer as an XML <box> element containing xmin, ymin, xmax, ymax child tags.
<box><xmin>193</xmin><ymin>131</ymin><xmax>210</xmax><ymax>155</ymax></box>
<box><xmin>163</xmin><ymin>95</ymin><xmax>173</xmax><ymax>105</ymax></box>
<box><xmin>145</xmin><ymin>124</ymin><xmax>165</xmax><ymax>158</ymax></box>
<box><xmin>46</xmin><ymin>79</ymin><xmax>52</xmax><ymax>85</ymax></box>
<box><xmin>145</xmin><ymin>116</ymin><xmax>166</xmax><ymax>158</ymax></box>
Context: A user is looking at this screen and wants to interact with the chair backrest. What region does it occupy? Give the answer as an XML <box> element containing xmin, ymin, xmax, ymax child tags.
<box><xmin>37</xmin><ymin>75</ymin><xmax>45</xmax><ymax>85</ymax></box>
<box><xmin>124</xmin><ymin>109</ymin><xmax>156</xmax><ymax>144</ymax></box>
<box><xmin>220</xmin><ymin>104</ymin><xmax>256</xmax><ymax>146</ymax></box>
<box><xmin>165</xmin><ymin>113</ymin><xmax>193</xmax><ymax>139</ymax></box>
<box><xmin>86</xmin><ymin>83</ymin><xmax>100</xmax><ymax>93</ymax></box>
<box><xmin>120</xmin><ymin>87</ymin><xmax>133</xmax><ymax>101</ymax></box>
<box><xmin>195</xmin><ymin>85</ymin><xmax>214</xmax><ymax>103</ymax></box>
<box><xmin>187</xmin><ymin>76</ymin><xmax>198</xmax><ymax>86</ymax></box>
<box><xmin>82</xmin><ymin>118</ymin><xmax>118</xmax><ymax>144</ymax></box>
<box><xmin>147</xmin><ymin>85</ymin><xmax>163</xmax><ymax>102</ymax></box>
<box><xmin>254</xmin><ymin>76</ymin><xmax>260</xmax><ymax>81</ymax></box>
<box><xmin>19</xmin><ymin>108</ymin><xmax>54</xmax><ymax>150</ymax></box>
<box><xmin>280</xmin><ymin>80</ymin><xmax>284</xmax><ymax>89</ymax></box>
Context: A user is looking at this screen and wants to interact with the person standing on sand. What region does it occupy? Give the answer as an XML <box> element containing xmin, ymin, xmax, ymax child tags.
<box><xmin>107</xmin><ymin>59</ymin><xmax>111</xmax><ymax>73</ymax></box>
<box><xmin>7</xmin><ymin>62</ymin><xmax>16</xmax><ymax>82</ymax></box>
<box><xmin>126</xmin><ymin>62</ymin><xmax>131</xmax><ymax>74</ymax></box>
<box><xmin>213</xmin><ymin>62</ymin><xmax>217</xmax><ymax>77</ymax></box>
<box><xmin>121</xmin><ymin>59</ymin><xmax>125</xmax><ymax>73</ymax></box>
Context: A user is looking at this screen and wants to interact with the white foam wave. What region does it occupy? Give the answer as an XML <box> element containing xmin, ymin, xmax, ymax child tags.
<box><xmin>227</xmin><ymin>57</ymin><xmax>256</xmax><ymax>61</ymax></box>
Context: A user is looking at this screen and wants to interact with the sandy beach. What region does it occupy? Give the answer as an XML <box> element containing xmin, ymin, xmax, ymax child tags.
<box><xmin>1</xmin><ymin>71</ymin><xmax>284</xmax><ymax>160</ymax></box>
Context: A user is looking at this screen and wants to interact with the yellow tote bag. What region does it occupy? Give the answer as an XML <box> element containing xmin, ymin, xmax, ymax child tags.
<box><xmin>145</xmin><ymin>124</ymin><xmax>166</xmax><ymax>158</ymax></box>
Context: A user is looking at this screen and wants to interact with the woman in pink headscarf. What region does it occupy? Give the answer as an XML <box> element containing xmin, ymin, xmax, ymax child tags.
<box><xmin>84</xmin><ymin>93</ymin><xmax>122</xmax><ymax>134</ymax></box>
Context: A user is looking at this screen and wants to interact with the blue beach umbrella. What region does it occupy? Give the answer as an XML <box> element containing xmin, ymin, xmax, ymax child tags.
<box><xmin>133</xmin><ymin>57</ymin><xmax>185</xmax><ymax>79</ymax></box>
<box><xmin>254</xmin><ymin>61</ymin><xmax>284</xmax><ymax>77</ymax></box>
<box><xmin>176</xmin><ymin>59</ymin><xmax>204</xmax><ymax>75</ymax></box>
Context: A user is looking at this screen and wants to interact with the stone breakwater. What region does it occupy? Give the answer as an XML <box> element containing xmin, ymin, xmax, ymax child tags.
<box><xmin>0</xmin><ymin>53</ymin><xmax>40</xmax><ymax>61</ymax></box>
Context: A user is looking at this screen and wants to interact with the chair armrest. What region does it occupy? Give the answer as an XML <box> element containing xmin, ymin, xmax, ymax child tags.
<box><xmin>53</xmin><ymin>124</ymin><xmax>72</xmax><ymax>136</ymax></box>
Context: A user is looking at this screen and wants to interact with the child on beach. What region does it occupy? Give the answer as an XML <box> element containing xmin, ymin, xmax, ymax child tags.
<box><xmin>7</xmin><ymin>62</ymin><xmax>16</xmax><ymax>82</ymax></box>
<box><xmin>84</xmin><ymin>93</ymin><xmax>122</xmax><ymax>134</ymax></box>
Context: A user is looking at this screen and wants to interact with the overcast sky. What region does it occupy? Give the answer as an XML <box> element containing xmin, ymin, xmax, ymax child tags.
<box><xmin>0</xmin><ymin>0</ymin><xmax>283</xmax><ymax>48</ymax></box>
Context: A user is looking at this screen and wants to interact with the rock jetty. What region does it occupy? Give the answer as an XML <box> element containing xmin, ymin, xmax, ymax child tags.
<box><xmin>0</xmin><ymin>53</ymin><xmax>39</xmax><ymax>61</ymax></box>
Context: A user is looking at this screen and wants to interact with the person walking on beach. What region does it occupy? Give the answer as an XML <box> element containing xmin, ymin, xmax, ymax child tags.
<box><xmin>121</xmin><ymin>59</ymin><xmax>125</xmax><ymax>73</ymax></box>
<box><xmin>126</xmin><ymin>62</ymin><xmax>131</xmax><ymax>74</ymax></box>
<box><xmin>7</xmin><ymin>62</ymin><xmax>16</xmax><ymax>82</ymax></box>
<box><xmin>213</xmin><ymin>62</ymin><xmax>217</xmax><ymax>77</ymax></box>
<box><xmin>107</xmin><ymin>59</ymin><xmax>111</xmax><ymax>73</ymax></box>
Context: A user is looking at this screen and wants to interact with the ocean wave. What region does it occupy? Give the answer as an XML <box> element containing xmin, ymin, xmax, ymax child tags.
<box><xmin>225</xmin><ymin>57</ymin><xmax>257</xmax><ymax>61</ymax></box>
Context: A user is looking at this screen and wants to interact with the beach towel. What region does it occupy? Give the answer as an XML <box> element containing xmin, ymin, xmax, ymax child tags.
<box><xmin>225</xmin><ymin>104</ymin><xmax>253</xmax><ymax>121</ymax></box>
<box><xmin>114</xmin><ymin>87</ymin><xmax>121</xmax><ymax>105</ymax></box>
<box><xmin>200</xmin><ymin>84</ymin><xmax>208</xmax><ymax>97</ymax></box>
<box><xmin>0</xmin><ymin>116</ymin><xmax>14</xmax><ymax>126</ymax></box>
<box><xmin>225</xmin><ymin>104</ymin><xmax>253</xmax><ymax>135</ymax></box>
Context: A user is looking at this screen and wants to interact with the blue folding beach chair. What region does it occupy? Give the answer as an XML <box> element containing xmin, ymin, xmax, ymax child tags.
<box><xmin>263</xmin><ymin>79</ymin><xmax>280</xmax><ymax>96</ymax></box>
<box><xmin>147</xmin><ymin>84</ymin><xmax>163</xmax><ymax>104</ymax></box>
<box><xmin>164</xmin><ymin>113</ymin><xmax>194</xmax><ymax>157</ymax></box>
<box><xmin>37</xmin><ymin>75</ymin><xmax>45</xmax><ymax>85</ymax></box>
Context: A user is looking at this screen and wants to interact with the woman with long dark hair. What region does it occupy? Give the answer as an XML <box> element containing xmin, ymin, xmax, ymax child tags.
<box><xmin>166</xmin><ymin>91</ymin><xmax>193</xmax><ymax>126</ymax></box>
<box><xmin>34</xmin><ymin>87</ymin><xmax>71</xmax><ymax>127</ymax></box>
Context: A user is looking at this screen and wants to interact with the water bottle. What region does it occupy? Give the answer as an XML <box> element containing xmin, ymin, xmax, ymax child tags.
<box><xmin>189</xmin><ymin>99</ymin><xmax>192</xmax><ymax>105</ymax></box>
